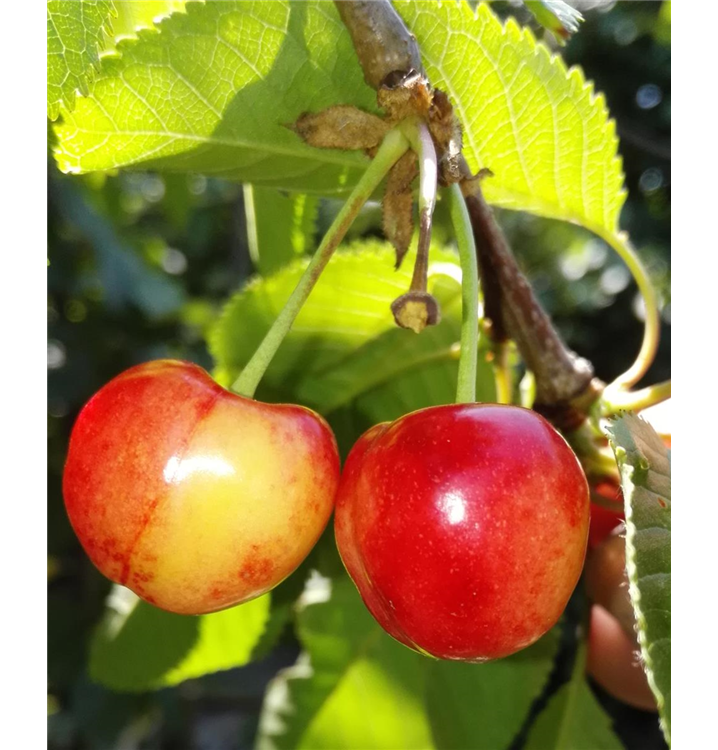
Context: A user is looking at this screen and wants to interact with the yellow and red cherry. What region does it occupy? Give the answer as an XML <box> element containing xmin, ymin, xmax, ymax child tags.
<box><xmin>63</xmin><ymin>360</ymin><xmax>340</xmax><ymax>615</ymax></box>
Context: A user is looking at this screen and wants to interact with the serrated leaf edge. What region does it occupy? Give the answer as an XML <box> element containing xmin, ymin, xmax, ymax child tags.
<box><xmin>605</xmin><ymin>414</ymin><xmax>671</xmax><ymax>744</ymax></box>
<box><xmin>407</xmin><ymin>0</ymin><xmax>626</xmax><ymax>233</ymax></box>
<box><xmin>47</xmin><ymin>0</ymin><xmax>118</xmax><ymax>119</ymax></box>
<box><xmin>52</xmin><ymin>0</ymin><xmax>367</xmax><ymax>180</ymax></box>
<box><xmin>49</xmin><ymin>1</ymin><xmax>196</xmax><ymax>121</ymax></box>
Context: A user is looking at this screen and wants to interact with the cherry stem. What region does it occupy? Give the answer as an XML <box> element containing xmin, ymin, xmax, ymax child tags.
<box><xmin>566</xmin><ymin>421</ymin><xmax>619</xmax><ymax>477</ymax></box>
<box><xmin>600</xmin><ymin>379</ymin><xmax>671</xmax><ymax>416</ymax></box>
<box><xmin>231</xmin><ymin>128</ymin><xmax>410</xmax><ymax>398</ymax></box>
<box><xmin>448</xmin><ymin>183</ymin><xmax>478</xmax><ymax>404</ymax></box>
<box><xmin>461</xmin><ymin>170</ymin><xmax>595</xmax><ymax>409</ymax></box>
<box><xmin>404</xmin><ymin>119</ymin><xmax>437</xmax><ymax>291</ymax></box>
<box><xmin>596</xmin><ymin>229</ymin><xmax>661</xmax><ymax>392</ymax></box>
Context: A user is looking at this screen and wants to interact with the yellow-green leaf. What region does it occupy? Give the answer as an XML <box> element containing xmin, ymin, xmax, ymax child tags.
<box><xmin>90</xmin><ymin>586</ymin><xmax>270</xmax><ymax>692</ymax></box>
<box><xmin>53</xmin><ymin>0</ymin><xmax>374</xmax><ymax>193</ymax></box>
<box><xmin>47</xmin><ymin>0</ymin><xmax>115</xmax><ymax>119</ymax></box>
<box><xmin>396</xmin><ymin>0</ymin><xmax>626</xmax><ymax>234</ymax></box>
<box><xmin>209</xmin><ymin>240</ymin><xmax>495</xmax><ymax>420</ymax></box>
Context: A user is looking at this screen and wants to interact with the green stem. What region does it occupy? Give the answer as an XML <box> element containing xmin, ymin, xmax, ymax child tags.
<box><xmin>231</xmin><ymin>128</ymin><xmax>410</xmax><ymax>398</ymax></box>
<box><xmin>594</xmin><ymin>228</ymin><xmax>661</xmax><ymax>391</ymax></box>
<box><xmin>601</xmin><ymin>379</ymin><xmax>671</xmax><ymax>415</ymax></box>
<box><xmin>566</xmin><ymin>421</ymin><xmax>618</xmax><ymax>475</ymax></box>
<box><xmin>448</xmin><ymin>183</ymin><xmax>478</xmax><ymax>404</ymax></box>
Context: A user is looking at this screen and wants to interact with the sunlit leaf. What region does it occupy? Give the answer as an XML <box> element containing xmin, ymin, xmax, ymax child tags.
<box><xmin>53</xmin><ymin>0</ymin><xmax>375</xmax><ymax>193</ymax></box>
<box><xmin>606</xmin><ymin>413</ymin><xmax>671</xmax><ymax>744</ymax></box>
<box><xmin>104</xmin><ymin>0</ymin><xmax>189</xmax><ymax>49</ymax></box>
<box><xmin>47</xmin><ymin>0</ymin><xmax>115</xmax><ymax>119</ymax></box>
<box><xmin>396</xmin><ymin>0</ymin><xmax>625</xmax><ymax>233</ymax></box>
<box><xmin>52</xmin><ymin>0</ymin><xmax>624</xmax><ymax>238</ymax></box>
<box><xmin>90</xmin><ymin>586</ymin><xmax>270</xmax><ymax>692</ymax></box>
<box><xmin>209</xmin><ymin>240</ymin><xmax>495</xmax><ymax>420</ymax></box>
<box><xmin>256</xmin><ymin>575</ymin><xmax>434</xmax><ymax>750</ymax></box>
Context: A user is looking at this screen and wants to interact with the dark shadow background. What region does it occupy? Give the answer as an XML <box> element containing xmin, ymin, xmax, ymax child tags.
<box><xmin>48</xmin><ymin>2</ymin><xmax>669</xmax><ymax>748</ymax></box>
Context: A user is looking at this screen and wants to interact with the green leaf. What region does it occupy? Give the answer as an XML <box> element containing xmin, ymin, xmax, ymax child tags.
<box><xmin>51</xmin><ymin>0</ymin><xmax>624</xmax><ymax>238</ymax></box>
<box><xmin>396</xmin><ymin>0</ymin><xmax>625</xmax><ymax>233</ymax></box>
<box><xmin>47</xmin><ymin>0</ymin><xmax>115</xmax><ymax>119</ymax></box>
<box><xmin>105</xmin><ymin>0</ymin><xmax>188</xmax><ymax>48</ymax></box>
<box><xmin>606</xmin><ymin>413</ymin><xmax>671</xmax><ymax>744</ymax></box>
<box><xmin>426</xmin><ymin>627</ymin><xmax>560</xmax><ymax>749</ymax></box>
<box><xmin>90</xmin><ymin>586</ymin><xmax>270</xmax><ymax>692</ymax></box>
<box><xmin>209</xmin><ymin>240</ymin><xmax>495</xmax><ymax>419</ymax></box>
<box><xmin>256</xmin><ymin>575</ymin><xmax>434</xmax><ymax>750</ymax></box>
<box><xmin>53</xmin><ymin>0</ymin><xmax>375</xmax><ymax>192</ymax></box>
<box><xmin>244</xmin><ymin>186</ymin><xmax>319</xmax><ymax>275</ymax></box>
<box><xmin>525</xmin><ymin>678</ymin><xmax>623</xmax><ymax>750</ymax></box>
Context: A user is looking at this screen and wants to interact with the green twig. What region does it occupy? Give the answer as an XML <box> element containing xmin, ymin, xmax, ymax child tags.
<box><xmin>231</xmin><ymin>128</ymin><xmax>410</xmax><ymax>398</ymax></box>
<box><xmin>601</xmin><ymin>379</ymin><xmax>671</xmax><ymax>416</ymax></box>
<box><xmin>595</xmin><ymin>228</ymin><xmax>661</xmax><ymax>392</ymax></box>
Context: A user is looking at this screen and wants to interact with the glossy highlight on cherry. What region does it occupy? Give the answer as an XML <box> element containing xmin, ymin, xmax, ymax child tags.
<box><xmin>63</xmin><ymin>359</ymin><xmax>340</xmax><ymax>615</ymax></box>
<box><xmin>334</xmin><ymin>403</ymin><xmax>590</xmax><ymax>661</ymax></box>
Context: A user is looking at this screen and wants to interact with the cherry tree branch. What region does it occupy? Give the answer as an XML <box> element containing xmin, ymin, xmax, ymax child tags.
<box><xmin>334</xmin><ymin>0</ymin><xmax>424</xmax><ymax>89</ymax></box>
<box><xmin>459</xmin><ymin>163</ymin><xmax>602</xmax><ymax>422</ymax></box>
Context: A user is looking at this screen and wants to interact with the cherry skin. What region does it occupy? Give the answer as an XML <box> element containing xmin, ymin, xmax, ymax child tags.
<box><xmin>588</xmin><ymin>604</ymin><xmax>657</xmax><ymax>712</ymax></box>
<box><xmin>585</xmin><ymin>532</ymin><xmax>657</xmax><ymax>711</ymax></box>
<box><xmin>334</xmin><ymin>404</ymin><xmax>589</xmax><ymax>662</ymax></box>
<box><xmin>584</xmin><ymin>532</ymin><xmax>635</xmax><ymax>637</ymax></box>
<box><xmin>63</xmin><ymin>360</ymin><xmax>340</xmax><ymax>615</ymax></box>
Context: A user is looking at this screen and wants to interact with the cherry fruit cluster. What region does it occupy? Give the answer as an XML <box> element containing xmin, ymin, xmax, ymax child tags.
<box><xmin>64</xmin><ymin>359</ymin><xmax>590</xmax><ymax>661</ymax></box>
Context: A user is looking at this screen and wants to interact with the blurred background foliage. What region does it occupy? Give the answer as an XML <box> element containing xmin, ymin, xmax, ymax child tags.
<box><xmin>48</xmin><ymin>2</ymin><xmax>670</xmax><ymax>748</ymax></box>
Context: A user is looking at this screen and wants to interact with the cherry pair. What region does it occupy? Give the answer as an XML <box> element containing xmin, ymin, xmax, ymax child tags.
<box><xmin>64</xmin><ymin>359</ymin><xmax>589</xmax><ymax>661</ymax></box>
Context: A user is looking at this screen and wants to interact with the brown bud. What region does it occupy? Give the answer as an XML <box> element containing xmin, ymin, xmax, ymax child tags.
<box><xmin>428</xmin><ymin>88</ymin><xmax>464</xmax><ymax>185</ymax></box>
<box><xmin>289</xmin><ymin>105</ymin><xmax>389</xmax><ymax>151</ymax></box>
<box><xmin>391</xmin><ymin>291</ymin><xmax>440</xmax><ymax>333</ymax></box>
<box><xmin>378</xmin><ymin>69</ymin><xmax>433</xmax><ymax>122</ymax></box>
<box><xmin>382</xmin><ymin>151</ymin><xmax>418</xmax><ymax>268</ymax></box>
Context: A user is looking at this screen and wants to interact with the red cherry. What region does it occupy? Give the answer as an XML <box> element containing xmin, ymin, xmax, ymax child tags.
<box><xmin>584</xmin><ymin>533</ymin><xmax>657</xmax><ymax>711</ymax></box>
<box><xmin>588</xmin><ymin>605</ymin><xmax>657</xmax><ymax>712</ymax></box>
<box><xmin>584</xmin><ymin>531</ymin><xmax>635</xmax><ymax>638</ymax></box>
<box><xmin>63</xmin><ymin>360</ymin><xmax>340</xmax><ymax>615</ymax></box>
<box><xmin>334</xmin><ymin>404</ymin><xmax>589</xmax><ymax>661</ymax></box>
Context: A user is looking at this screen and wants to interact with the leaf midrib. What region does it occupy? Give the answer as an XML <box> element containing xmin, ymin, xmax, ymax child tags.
<box><xmin>58</xmin><ymin>123</ymin><xmax>368</xmax><ymax>169</ymax></box>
